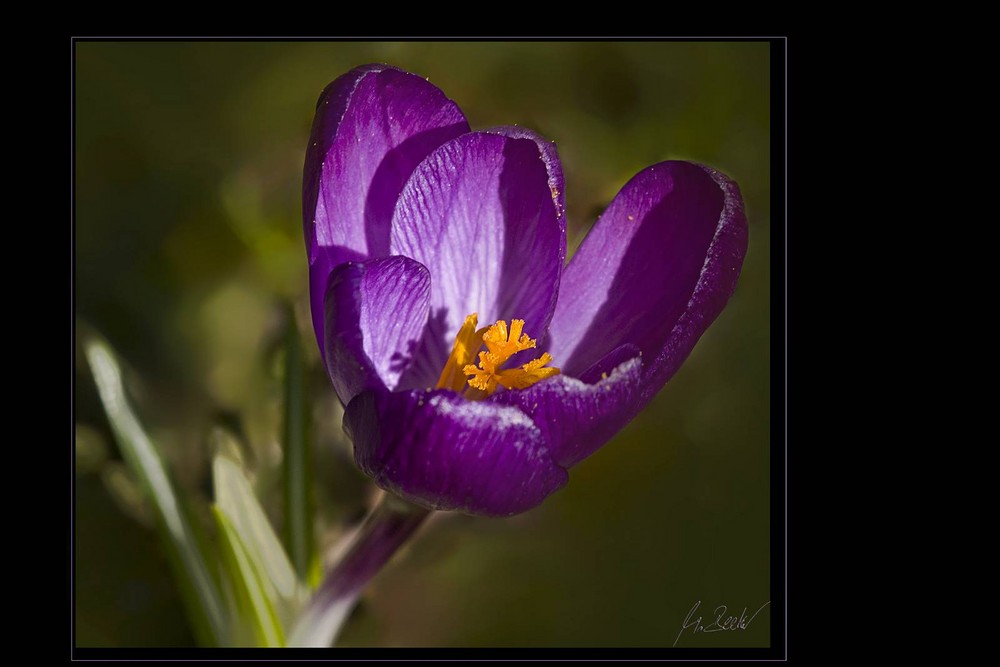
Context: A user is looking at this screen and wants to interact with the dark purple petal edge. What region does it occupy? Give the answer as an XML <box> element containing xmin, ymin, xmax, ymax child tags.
<box><xmin>639</xmin><ymin>165</ymin><xmax>748</xmax><ymax>404</ymax></box>
<box><xmin>344</xmin><ymin>388</ymin><xmax>568</xmax><ymax>516</ymax></box>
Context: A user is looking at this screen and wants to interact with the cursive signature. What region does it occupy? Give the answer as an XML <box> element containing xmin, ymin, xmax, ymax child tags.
<box><xmin>673</xmin><ymin>600</ymin><xmax>771</xmax><ymax>647</ymax></box>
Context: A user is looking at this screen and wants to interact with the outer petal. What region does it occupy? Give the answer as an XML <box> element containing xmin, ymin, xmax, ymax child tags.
<box><xmin>324</xmin><ymin>256</ymin><xmax>431</xmax><ymax>405</ymax></box>
<box><xmin>304</xmin><ymin>64</ymin><xmax>469</xmax><ymax>359</ymax></box>
<box><xmin>344</xmin><ymin>388</ymin><xmax>568</xmax><ymax>516</ymax></box>
<box><xmin>390</xmin><ymin>130</ymin><xmax>565</xmax><ymax>388</ymax></box>
<box><xmin>492</xmin><ymin>351</ymin><xmax>644</xmax><ymax>468</ymax></box>
<box><xmin>547</xmin><ymin>162</ymin><xmax>748</xmax><ymax>398</ymax></box>
<box><xmin>483</xmin><ymin>125</ymin><xmax>567</xmax><ymax>226</ymax></box>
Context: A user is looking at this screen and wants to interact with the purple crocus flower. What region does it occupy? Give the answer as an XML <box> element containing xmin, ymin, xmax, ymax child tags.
<box><xmin>304</xmin><ymin>64</ymin><xmax>748</xmax><ymax>518</ymax></box>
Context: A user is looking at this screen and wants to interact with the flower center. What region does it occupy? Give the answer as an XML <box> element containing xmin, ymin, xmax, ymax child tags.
<box><xmin>435</xmin><ymin>313</ymin><xmax>559</xmax><ymax>398</ymax></box>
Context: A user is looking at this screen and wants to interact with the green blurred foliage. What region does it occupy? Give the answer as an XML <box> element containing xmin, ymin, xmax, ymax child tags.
<box><xmin>75</xmin><ymin>41</ymin><xmax>770</xmax><ymax>647</ymax></box>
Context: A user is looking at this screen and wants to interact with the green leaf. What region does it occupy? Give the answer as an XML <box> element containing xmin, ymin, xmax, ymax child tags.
<box><xmin>213</xmin><ymin>507</ymin><xmax>286</xmax><ymax>647</ymax></box>
<box><xmin>280</xmin><ymin>308</ymin><xmax>317</xmax><ymax>587</ymax></box>
<box><xmin>213</xmin><ymin>449</ymin><xmax>307</xmax><ymax>634</ymax></box>
<box><xmin>82</xmin><ymin>333</ymin><xmax>228</xmax><ymax>647</ymax></box>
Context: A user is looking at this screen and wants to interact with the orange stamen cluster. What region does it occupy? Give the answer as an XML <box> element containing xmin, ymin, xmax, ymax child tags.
<box><xmin>435</xmin><ymin>313</ymin><xmax>559</xmax><ymax>398</ymax></box>
<box><xmin>435</xmin><ymin>313</ymin><xmax>489</xmax><ymax>392</ymax></box>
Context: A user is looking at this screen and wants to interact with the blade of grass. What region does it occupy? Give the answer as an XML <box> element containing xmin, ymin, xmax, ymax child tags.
<box><xmin>212</xmin><ymin>507</ymin><xmax>286</xmax><ymax>647</ymax></box>
<box><xmin>213</xmin><ymin>451</ymin><xmax>305</xmax><ymax>627</ymax></box>
<box><xmin>280</xmin><ymin>308</ymin><xmax>317</xmax><ymax>587</ymax></box>
<box><xmin>82</xmin><ymin>334</ymin><xmax>227</xmax><ymax>646</ymax></box>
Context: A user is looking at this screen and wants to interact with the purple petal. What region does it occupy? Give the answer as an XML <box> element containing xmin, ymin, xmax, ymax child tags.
<box><xmin>390</xmin><ymin>130</ymin><xmax>565</xmax><ymax>388</ymax></box>
<box><xmin>639</xmin><ymin>166</ymin><xmax>748</xmax><ymax>403</ymax></box>
<box><xmin>309</xmin><ymin>245</ymin><xmax>365</xmax><ymax>365</ymax></box>
<box><xmin>547</xmin><ymin>162</ymin><xmax>748</xmax><ymax>400</ymax></box>
<box><xmin>344</xmin><ymin>388</ymin><xmax>568</xmax><ymax>516</ymax></box>
<box><xmin>324</xmin><ymin>256</ymin><xmax>431</xmax><ymax>405</ymax></box>
<box><xmin>483</xmin><ymin>125</ymin><xmax>567</xmax><ymax>225</ymax></box>
<box><xmin>304</xmin><ymin>64</ymin><xmax>469</xmax><ymax>359</ymax></box>
<box><xmin>492</xmin><ymin>351</ymin><xmax>644</xmax><ymax>468</ymax></box>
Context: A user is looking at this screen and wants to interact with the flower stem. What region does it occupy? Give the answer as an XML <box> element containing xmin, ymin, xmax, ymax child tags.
<box><xmin>288</xmin><ymin>493</ymin><xmax>430</xmax><ymax>647</ymax></box>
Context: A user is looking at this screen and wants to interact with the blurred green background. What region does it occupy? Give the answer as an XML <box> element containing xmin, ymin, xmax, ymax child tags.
<box><xmin>74</xmin><ymin>41</ymin><xmax>770</xmax><ymax>648</ymax></box>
